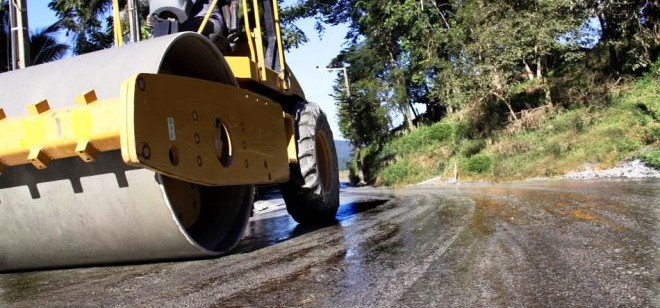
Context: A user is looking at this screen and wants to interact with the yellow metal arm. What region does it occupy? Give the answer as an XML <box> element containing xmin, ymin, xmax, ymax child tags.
<box><xmin>0</xmin><ymin>74</ymin><xmax>293</xmax><ymax>186</ymax></box>
<box><xmin>120</xmin><ymin>74</ymin><xmax>291</xmax><ymax>186</ymax></box>
<box><xmin>271</xmin><ymin>0</ymin><xmax>288</xmax><ymax>89</ymax></box>
<box><xmin>112</xmin><ymin>0</ymin><xmax>123</xmax><ymax>46</ymax></box>
<box><xmin>197</xmin><ymin>0</ymin><xmax>222</xmax><ymax>34</ymax></box>
<box><xmin>0</xmin><ymin>92</ymin><xmax>120</xmax><ymax>172</ymax></box>
<box><xmin>250</xmin><ymin>0</ymin><xmax>267</xmax><ymax>81</ymax></box>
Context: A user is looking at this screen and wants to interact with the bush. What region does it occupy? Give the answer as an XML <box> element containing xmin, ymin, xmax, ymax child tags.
<box><xmin>628</xmin><ymin>74</ymin><xmax>659</xmax><ymax>120</ymax></box>
<box><xmin>348</xmin><ymin>157</ymin><xmax>361</xmax><ymax>186</ymax></box>
<box><xmin>615</xmin><ymin>138</ymin><xmax>643</xmax><ymax>153</ymax></box>
<box><xmin>643</xmin><ymin>125</ymin><xmax>660</xmax><ymax>144</ymax></box>
<box><xmin>361</xmin><ymin>143</ymin><xmax>386</xmax><ymax>184</ymax></box>
<box><xmin>425</xmin><ymin>122</ymin><xmax>454</xmax><ymax>142</ymax></box>
<box><xmin>640</xmin><ymin>149</ymin><xmax>660</xmax><ymax>170</ymax></box>
<box><xmin>453</xmin><ymin>119</ymin><xmax>474</xmax><ymax>140</ymax></box>
<box><xmin>461</xmin><ymin>154</ymin><xmax>493</xmax><ymax>174</ymax></box>
<box><xmin>459</xmin><ymin>139</ymin><xmax>486</xmax><ymax>157</ymax></box>
<box><xmin>384</xmin><ymin>122</ymin><xmax>454</xmax><ymax>157</ymax></box>
<box><xmin>379</xmin><ymin>160</ymin><xmax>423</xmax><ymax>186</ymax></box>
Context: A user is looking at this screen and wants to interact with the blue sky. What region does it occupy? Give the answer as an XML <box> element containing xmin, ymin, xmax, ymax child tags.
<box><xmin>26</xmin><ymin>2</ymin><xmax>349</xmax><ymax>139</ymax></box>
<box><xmin>285</xmin><ymin>20</ymin><xmax>349</xmax><ymax>139</ymax></box>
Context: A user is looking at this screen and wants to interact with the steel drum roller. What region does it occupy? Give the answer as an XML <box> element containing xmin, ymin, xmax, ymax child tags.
<box><xmin>0</xmin><ymin>33</ymin><xmax>253</xmax><ymax>272</ymax></box>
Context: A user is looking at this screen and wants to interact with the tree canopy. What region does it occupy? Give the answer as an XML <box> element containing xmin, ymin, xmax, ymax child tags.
<box><xmin>284</xmin><ymin>0</ymin><xmax>658</xmax><ymax>147</ymax></box>
<box><xmin>1</xmin><ymin>1</ymin><xmax>69</xmax><ymax>72</ymax></box>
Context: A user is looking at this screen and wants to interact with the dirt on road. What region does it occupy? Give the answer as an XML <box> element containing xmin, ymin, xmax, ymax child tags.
<box><xmin>0</xmin><ymin>179</ymin><xmax>658</xmax><ymax>307</ymax></box>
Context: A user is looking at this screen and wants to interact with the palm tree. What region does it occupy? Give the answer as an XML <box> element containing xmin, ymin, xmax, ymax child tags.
<box><xmin>48</xmin><ymin>0</ymin><xmax>151</xmax><ymax>55</ymax></box>
<box><xmin>30</xmin><ymin>22</ymin><xmax>69</xmax><ymax>65</ymax></box>
<box><xmin>1</xmin><ymin>1</ymin><xmax>9</xmax><ymax>72</ymax></box>
<box><xmin>0</xmin><ymin>2</ymin><xmax>69</xmax><ymax>72</ymax></box>
<box><xmin>49</xmin><ymin>0</ymin><xmax>120</xmax><ymax>55</ymax></box>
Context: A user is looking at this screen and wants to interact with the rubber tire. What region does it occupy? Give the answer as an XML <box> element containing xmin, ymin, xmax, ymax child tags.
<box><xmin>281</xmin><ymin>102</ymin><xmax>340</xmax><ymax>224</ymax></box>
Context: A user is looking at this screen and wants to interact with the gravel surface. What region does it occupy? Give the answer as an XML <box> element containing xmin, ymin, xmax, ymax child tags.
<box><xmin>418</xmin><ymin>159</ymin><xmax>660</xmax><ymax>186</ymax></box>
<box><xmin>1</xmin><ymin>180</ymin><xmax>658</xmax><ymax>307</ymax></box>
<box><xmin>565</xmin><ymin>159</ymin><xmax>660</xmax><ymax>179</ymax></box>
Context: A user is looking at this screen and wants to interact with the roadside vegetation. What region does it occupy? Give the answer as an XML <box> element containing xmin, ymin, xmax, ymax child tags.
<box><xmin>283</xmin><ymin>0</ymin><xmax>659</xmax><ymax>186</ymax></box>
<box><xmin>375</xmin><ymin>67</ymin><xmax>659</xmax><ymax>185</ymax></box>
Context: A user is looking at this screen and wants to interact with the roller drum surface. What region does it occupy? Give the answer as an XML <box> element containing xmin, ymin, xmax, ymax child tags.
<box><xmin>0</xmin><ymin>33</ymin><xmax>248</xmax><ymax>271</ymax></box>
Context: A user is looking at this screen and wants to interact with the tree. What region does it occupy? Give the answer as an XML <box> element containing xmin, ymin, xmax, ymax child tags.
<box><xmin>331</xmin><ymin>42</ymin><xmax>389</xmax><ymax>146</ymax></box>
<box><xmin>0</xmin><ymin>1</ymin><xmax>69</xmax><ymax>72</ymax></box>
<box><xmin>585</xmin><ymin>0</ymin><xmax>659</xmax><ymax>72</ymax></box>
<box><xmin>329</xmin><ymin>42</ymin><xmax>389</xmax><ymax>183</ymax></box>
<box><xmin>49</xmin><ymin>0</ymin><xmax>117</xmax><ymax>55</ymax></box>
<box><xmin>30</xmin><ymin>22</ymin><xmax>69</xmax><ymax>65</ymax></box>
<box><xmin>48</xmin><ymin>0</ymin><xmax>151</xmax><ymax>55</ymax></box>
<box><xmin>286</xmin><ymin>0</ymin><xmax>425</xmax><ymax>132</ymax></box>
<box><xmin>275</xmin><ymin>0</ymin><xmax>658</xmax><ymax>148</ymax></box>
<box><xmin>1</xmin><ymin>1</ymin><xmax>9</xmax><ymax>71</ymax></box>
<box><xmin>448</xmin><ymin>1</ymin><xmax>584</xmax><ymax>114</ymax></box>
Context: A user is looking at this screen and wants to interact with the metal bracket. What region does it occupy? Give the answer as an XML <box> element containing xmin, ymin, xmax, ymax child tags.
<box><xmin>120</xmin><ymin>73</ymin><xmax>290</xmax><ymax>186</ymax></box>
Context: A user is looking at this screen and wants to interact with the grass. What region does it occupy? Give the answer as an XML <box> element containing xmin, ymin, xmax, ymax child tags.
<box><xmin>367</xmin><ymin>68</ymin><xmax>659</xmax><ymax>185</ymax></box>
<box><xmin>376</xmin><ymin>121</ymin><xmax>457</xmax><ymax>185</ymax></box>
<box><xmin>639</xmin><ymin>149</ymin><xmax>660</xmax><ymax>169</ymax></box>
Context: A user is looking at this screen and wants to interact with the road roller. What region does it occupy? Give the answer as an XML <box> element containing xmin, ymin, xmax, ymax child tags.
<box><xmin>0</xmin><ymin>0</ymin><xmax>339</xmax><ymax>271</ymax></box>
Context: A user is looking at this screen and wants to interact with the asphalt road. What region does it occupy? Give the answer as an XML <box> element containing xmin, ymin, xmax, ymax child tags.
<box><xmin>0</xmin><ymin>179</ymin><xmax>658</xmax><ymax>307</ymax></box>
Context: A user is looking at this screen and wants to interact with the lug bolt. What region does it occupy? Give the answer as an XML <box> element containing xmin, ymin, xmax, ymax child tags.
<box><xmin>141</xmin><ymin>144</ymin><xmax>151</xmax><ymax>159</ymax></box>
<box><xmin>137</xmin><ymin>78</ymin><xmax>146</xmax><ymax>91</ymax></box>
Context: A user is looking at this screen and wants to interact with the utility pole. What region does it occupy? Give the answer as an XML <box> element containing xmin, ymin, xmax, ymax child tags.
<box><xmin>8</xmin><ymin>0</ymin><xmax>31</xmax><ymax>69</ymax></box>
<box><xmin>317</xmin><ymin>66</ymin><xmax>350</xmax><ymax>97</ymax></box>
<box><xmin>317</xmin><ymin>65</ymin><xmax>364</xmax><ymax>183</ymax></box>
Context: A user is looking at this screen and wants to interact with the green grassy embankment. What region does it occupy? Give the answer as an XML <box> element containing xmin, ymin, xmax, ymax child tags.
<box><xmin>361</xmin><ymin>70</ymin><xmax>659</xmax><ymax>186</ymax></box>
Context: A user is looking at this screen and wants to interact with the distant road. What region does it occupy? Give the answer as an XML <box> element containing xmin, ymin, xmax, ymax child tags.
<box><xmin>1</xmin><ymin>180</ymin><xmax>657</xmax><ymax>307</ymax></box>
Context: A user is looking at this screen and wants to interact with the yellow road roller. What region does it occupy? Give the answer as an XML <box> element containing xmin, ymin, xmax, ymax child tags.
<box><xmin>0</xmin><ymin>0</ymin><xmax>339</xmax><ymax>271</ymax></box>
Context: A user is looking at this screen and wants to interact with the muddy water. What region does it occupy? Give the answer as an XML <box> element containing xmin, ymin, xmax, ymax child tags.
<box><xmin>0</xmin><ymin>179</ymin><xmax>657</xmax><ymax>307</ymax></box>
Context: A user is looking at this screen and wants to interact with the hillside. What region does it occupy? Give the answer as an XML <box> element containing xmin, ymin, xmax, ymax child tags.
<box><xmin>281</xmin><ymin>0</ymin><xmax>658</xmax><ymax>186</ymax></box>
<box><xmin>358</xmin><ymin>68</ymin><xmax>659</xmax><ymax>185</ymax></box>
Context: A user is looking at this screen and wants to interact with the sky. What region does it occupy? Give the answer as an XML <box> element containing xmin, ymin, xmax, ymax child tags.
<box><xmin>26</xmin><ymin>1</ymin><xmax>349</xmax><ymax>139</ymax></box>
<box><xmin>284</xmin><ymin>20</ymin><xmax>349</xmax><ymax>139</ymax></box>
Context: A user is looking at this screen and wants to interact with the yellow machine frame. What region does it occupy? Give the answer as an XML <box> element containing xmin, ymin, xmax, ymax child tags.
<box><xmin>0</xmin><ymin>74</ymin><xmax>297</xmax><ymax>186</ymax></box>
<box><xmin>0</xmin><ymin>1</ymin><xmax>343</xmax><ymax>273</ymax></box>
<box><xmin>110</xmin><ymin>0</ymin><xmax>303</xmax><ymax>96</ymax></box>
<box><xmin>0</xmin><ymin>1</ymin><xmax>303</xmax><ymax>185</ymax></box>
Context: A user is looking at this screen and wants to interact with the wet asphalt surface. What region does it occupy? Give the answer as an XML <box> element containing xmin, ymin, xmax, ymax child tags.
<box><xmin>0</xmin><ymin>179</ymin><xmax>658</xmax><ymax>307</ymax></box>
